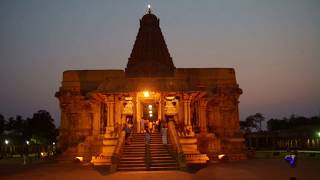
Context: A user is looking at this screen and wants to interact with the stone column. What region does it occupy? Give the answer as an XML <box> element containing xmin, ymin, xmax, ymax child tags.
<box><xmin>92</xmin><ymin>102</ymin><xmax>101</xmax><ymax>137</ymax></box>
<box><xmin>158</xmin><ymin>98</ymin><xmax>162</xmax><ymax>121</ymax></box>
<box><xmin>161</xmin><ymin>94</ymin><xmax>165</xmax><ymax>121</ymax></box>
<box><xmin>105</xmin><ymin>95</ymin><xmax>115</xmax><ymax>135</ymax></box>
<box><xmin>136</xmin><ymin>93</ymin><xmax>141</xmax><ymax>133</ymax></box>
<box><xmin>115</xmin><ymin>95</ymin><xmax>121</xmax><ymax>125</ymax></box>
<box><xmin>183</xmin><ymin>93</ymin><xmax>192</xmax><ymax>126</ymax></box>
<box><xmin>186</xmin><ymin>100</ymin><xmax>192</xmax><ymax>126</ymax></box>
<box><xmin>199</xmin><ymin>99</ymin><xmax>208</xmax><ymax>133</ymax></box>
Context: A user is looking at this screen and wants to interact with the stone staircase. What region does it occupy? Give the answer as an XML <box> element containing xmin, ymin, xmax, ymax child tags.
<box><xmin>117</xmin><ymin>132</ymin><xmax>179</xmax><ymax>171</ymax></box>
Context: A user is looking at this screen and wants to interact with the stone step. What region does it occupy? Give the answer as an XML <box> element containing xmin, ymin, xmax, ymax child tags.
<box><xmin>150</xmin><ymin>162</ymin><xmax>178</xmax><ymax>167</ymax></box>
<box><xmin>151</xmin><ymin>156</ymin><xmax>175</xmax><ymax>160</ymax></box>
<box><xmin>148</xmin><ymin>166</ymin><xmax>179</xmax><ymax>171</ymax></box>
<box><xmin>120</xmin><ymin>157</ymin><xmax>145</xmax><ymax>160</ymax></box>
<box><xmin>118</xmin><ymin>163</ymin><xmax>146</xmax><ymax>167</ymax></box>
<box><xmin>121</xmin><ymin>155</ymin><xmax>145</xmax><ymax>158</ymax></box>
<box><xmin>123</xmin><ymin>149</ymin><xmax>145</xmax><ymax>152</ymax></box>
<box><xmin>119</xmin><ymin>160</ymin><xmax>146</xmax><ymax>164</ymax></box>
<box><xmin>124</xmin><ymin>144</ymin><xmax>146</xmax><ymax>146</ymax></box>
<box><xmin>150</xmin><ymin>159</ymin><xmax>177</xmax><ymax>163</ymax></box>
<box><xmin>121</xmin><ymin>153</ymin><xmax>145</xmax><ymax>155</ymax></box>
<box><xmin>117</xmin><ymin>167</ymin><xmax>148</xmax><ymax>171</ymax></box>
<box><xmin>151</xmin><ymin>154</ymin><xmax>172</xmax><ymax>158</ymax></box>
<box><xmin>150</xmin><ymin>150</ymin><xmax>169</xmax><ymax>153</ymax></box>
<box><xmin>122</xmin><ymin>153</ymin><xmax>145</xmax><ymax>156</ymax></box>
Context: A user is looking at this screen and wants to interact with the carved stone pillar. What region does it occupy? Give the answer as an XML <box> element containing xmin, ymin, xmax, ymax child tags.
<box><xmin>183</xmin><ymin>93</ymin><xmax>192</xmax><ymax>126</ymax></box>
<box><xmin>199</xmin><ymin>99</ymin><xmax>208</xmax><ymax>133</ymax></box>
<box><xmin>105</xmin><ymin>95</ymin><xmax>115</xmax><ymax>134</ymax></box>
<box><xmin>161</xmin><ymin>94</ymin><xmax>166</xmax><ymax>121</ymax></box>
<box><xmin>115</xmin><ymin>95</ymin><xmax>121</xmax><ymax>125</ymax></box>
<box><xmin>183</xmin><ymin>95</ymin><xmax>188</xmax><ymax>126</ymax></box>
<box><xmin>136</xmin><ymin>93</ymin><xmax>141</xmax><ymax>132</ymax></box>
<box><xmin>92</xmin><ymin>102</ymin><xmax>101</xmax><ymax>137</ymax></box>
<box><xmin>158</xmin><ymin>98</ymin><xmax>162</xmax><ymax>121</ymax></box>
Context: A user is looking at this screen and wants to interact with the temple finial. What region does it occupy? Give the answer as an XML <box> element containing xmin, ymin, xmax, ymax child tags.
<box><xmin>147</xmin><ymin>4</ymin><xmax>151</xmax><ymax>14</ymax></box>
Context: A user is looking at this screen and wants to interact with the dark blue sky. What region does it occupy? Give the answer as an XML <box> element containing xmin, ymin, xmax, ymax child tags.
<box><xmin>0</xmin><ymin>0</ymin><xmax>319</xmax><ymax>126</ymax></box>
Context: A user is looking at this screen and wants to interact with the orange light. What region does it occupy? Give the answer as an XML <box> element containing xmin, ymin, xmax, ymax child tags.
<box><xmin>218</xmin><ymin>154</ymin><xmax>225</xmax><ymax>160</ymax></box>
<box><xmin>143</xmin><ymin>91</ymin><xmax>150</xmax><ymax>97</ymax></box>
<box><xmin>75</xmin><ymin>156</ymin><xmax>84</xmax><ymax>162</ymax></box>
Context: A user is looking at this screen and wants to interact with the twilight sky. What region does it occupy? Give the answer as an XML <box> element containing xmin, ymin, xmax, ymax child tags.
<box><xmin>0</xmin><ymin>0</ymin><xmax>319</xmax><ymax>127</ymax></box>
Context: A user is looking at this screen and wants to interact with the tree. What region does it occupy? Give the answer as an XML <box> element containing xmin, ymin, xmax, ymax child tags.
<box><xmin>245</xmin><ymin>113</ymin><xmax>265</xmax><ymax>131</ymax></box>
<box><xmin>240</xmin><ymin>121</ymin><xmax>252</xmax><ymax>133</ymax></box>
<box><xmin>0</xmin><ymin>114</ymin><xmax>6</xmax><ymax>135</ymax></box>
<box><xmin>28</xmin><ymin>110</ymin><xmax>57</xmax><ymax>145</ymax></box>
<box><xmin>267</xmin><ymin>118</ymin><xmax>289</xmax><ymax>131</ymax></box>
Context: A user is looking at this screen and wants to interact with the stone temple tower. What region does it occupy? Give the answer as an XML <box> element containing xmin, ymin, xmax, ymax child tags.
<box><xmin>125</xmin><ymin>9</ymin><xmax>175</xmax><ymax>77</ymax></box>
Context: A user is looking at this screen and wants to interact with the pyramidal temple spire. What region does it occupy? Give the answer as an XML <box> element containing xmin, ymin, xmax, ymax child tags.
<box><xmin>125</xmin><ymin>7</ymin><xmax>175</xmax><ymax>77</ymax></box>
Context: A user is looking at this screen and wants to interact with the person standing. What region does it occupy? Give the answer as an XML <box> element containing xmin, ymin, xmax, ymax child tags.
<box><xmin>144</xmin><ymin>119</ymin><xmax>149</xmax><ymax>132</ymax></box>
<box><xmin>148</xmin><ymin>120</ymin><xmax>153</xmax><ymax>133</ymax></box>
<box><xmin>145</xmin><ymin>129</ymin><xmax>151</xmax><ymax>145</ymax></box>
<box><xmin>157</xmin><ymin>119</ymin><xmax>161</xmax><ymax>132</ymax></box>
<box><xmin>125</xmin><ymin>124</ymin><xmax>132</xmax><ymax>145</ymax></box>
<box><xmin>140</xmin><ymin>118</ymin><xmax>145</xmax><ymax>133</ymax></box>
<box><xmin>161</xmin><ymin>124</ymin><xmax>168</xmax><ymax>145</ymax></box>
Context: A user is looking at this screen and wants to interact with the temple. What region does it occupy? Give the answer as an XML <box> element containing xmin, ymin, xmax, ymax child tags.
<box><xmin>55</xmin><ymin>8</ymin><xmax>247</xmax><ymax>170</ymax></box>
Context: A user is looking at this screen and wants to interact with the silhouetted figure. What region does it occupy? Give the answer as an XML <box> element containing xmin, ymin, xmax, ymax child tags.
<box><xmin>161</xmin><ymin>124</ymin><xmax>168</xmax><ymax>144</ymax></box>
<box><xmin>145</xmin><ymin>129</ymin><xmax>151</xmax><ymax>145</ymax></box>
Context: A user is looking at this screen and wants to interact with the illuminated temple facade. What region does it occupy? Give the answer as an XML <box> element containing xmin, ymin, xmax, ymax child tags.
<box><xmin>56</xmin><ymin>10</ymin><xmax>247</xmax><ymax>167</ymax></box>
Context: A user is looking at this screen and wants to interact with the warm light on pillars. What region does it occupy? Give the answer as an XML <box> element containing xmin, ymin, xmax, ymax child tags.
<box><xmin>143</xmin><ymin>91</ymin><xmax>150</xmax><ymax>97</ymax></box>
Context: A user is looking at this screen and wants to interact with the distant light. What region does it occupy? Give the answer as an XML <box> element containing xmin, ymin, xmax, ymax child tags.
<box><xmin>148</xmin><ymin>4</ymin><xmax>151</xmax><ymax>9</ymax></box>
<box><xmin>5</xmin><ymin>139</ymin><xmax>9</xmax><ymax>145</ymax></box>
<box><xmin>218</xmin><ymin>154</ymin><xmax>225</xmax><ymax>160</ymax></box>
<box><xmin>52</xmin><ymin>142</ymin><xmax>56</xmax><ymax>145</ymax></box>
<box><xmin>26</xmin><ymin>140</ymin><xmax>30</xmax><ymax>145</ymax></box>
<box><xmin>41</xmin><ymin>152</ymin><xmax>44</xmax><ymax>156</ymax></box>
<box><xmin>149</xmin><ymin>114</ymin><xmax>153</xmax><ymax>117</ymax></box>
<box><xmin>317</xmin><ymin>132</ymin><xmax>320</xmax><ymax>137</ymax></box>
<box><xmin>148</xmin><ymin>104</ymin><xmax>152</xmax><ymax>109</ymax></box>
<box><xmin>143</xmin><ymin>91</ymin><xmax>150</xmax><ymax>97</ymax></box>
<box><xmin>149</xmin><ymin>110</ymin><xmax>153</xmax><ymax>114</ymax></box>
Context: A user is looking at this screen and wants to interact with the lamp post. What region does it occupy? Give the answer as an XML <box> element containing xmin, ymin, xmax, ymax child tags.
<box><xmin>4</xmin><ymin>139</ymin><xmax>9</xmax><ymax>158</ymax></box>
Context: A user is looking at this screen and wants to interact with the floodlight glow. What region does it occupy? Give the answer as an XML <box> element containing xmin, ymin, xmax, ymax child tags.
<box><xmin>148</xmin><ymin>4</ymin><xmax>151</xmax><ymax>9</ymax></box>
<box><xmin>149</xmin><ymin>110</ymin><xmax>152</xmax><ymax>114</ymax></box>
<box><xmin>53</xmin><ymin>142</ymin><xmax>56</xmax><ymax>145</ymax></box>
<box><xmin>26</xmin><ymin>140</ymin><xmax>30</xmax><ymax>145</ymax></box>
<box><xmin>5</xmin><ymin>139</ymin><xmax>9</xmax><ymax>145</ymax></box>
<box><xmin>317</xmin><ymin>131</ymin><xmax>320</xmax><ymax>137</ymax></box>
<box><xmin>149</xmin><ymin>114</ymin><xmax>153</xmax><ymax>117</ymax></box>
<box><xmin>218</xmin><ymin>154</ymin><xmax>225</xmax><ymax>160</ymax></box>
<box><xmin>75</xmin><ymin>156</ymin><xmax>84</xmax><ymax>162</ymax></box>
<box><xmin>148</xmin><ymin>104</ymin><xmax>152</xmax><ymax>109</ymax></box>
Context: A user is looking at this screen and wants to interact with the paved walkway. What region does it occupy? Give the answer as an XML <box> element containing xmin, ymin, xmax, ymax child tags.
<box><xmin>1</xmin><ymin>159</ymin><xmax>319</xmax><ymax>180</ymax></box>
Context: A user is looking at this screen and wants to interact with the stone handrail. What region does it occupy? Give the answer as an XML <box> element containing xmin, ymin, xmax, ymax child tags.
<box><xmin>167</xmin><ymin>121</ymin><xmax>186</xmax><ymax>169</ymax></box>
<box><xmin>111</xmin><ymin>130</ymin><xmax>126</xmax><ymax>168</ymax></box>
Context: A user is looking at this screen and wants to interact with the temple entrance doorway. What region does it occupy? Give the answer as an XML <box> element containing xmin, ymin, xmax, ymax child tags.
<box><xmin>136</xmin><ymin>91</ymin><xmax>161</xmax><ymax>133</ymax></box>
<box><xmin>142</xmin><ymin>103</ymin><xmax>158</xmax><ymax>122</ymax></box>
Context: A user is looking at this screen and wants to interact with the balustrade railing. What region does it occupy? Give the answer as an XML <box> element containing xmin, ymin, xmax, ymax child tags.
<box><xmin>167</xmin><ymin>121</ymin><xmax>186</xmax><ymax>169</ymax></box>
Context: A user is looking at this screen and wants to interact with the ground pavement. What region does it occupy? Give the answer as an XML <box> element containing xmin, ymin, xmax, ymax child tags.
<box><xmin>0</xmin><ymin>159</ymin><xmax>319</xmax><ymax>180</ymax></box>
